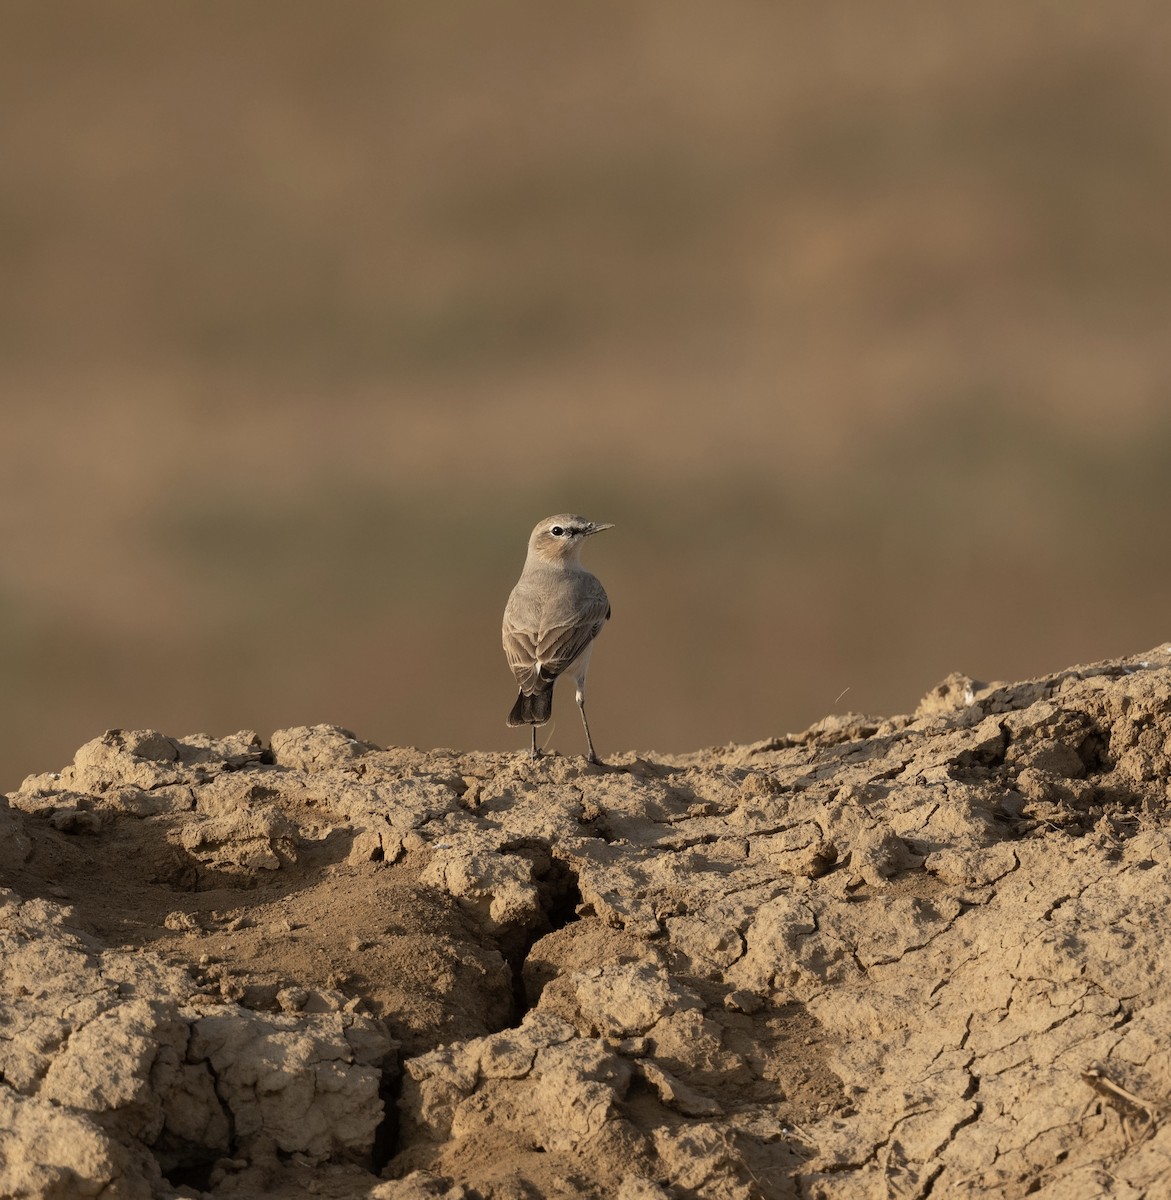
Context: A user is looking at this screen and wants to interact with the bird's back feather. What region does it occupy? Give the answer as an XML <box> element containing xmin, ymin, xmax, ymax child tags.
<box><xmin>502</xmin><ymin>565</ymin><xmax>609</xmax><ymax>694</ymax></box>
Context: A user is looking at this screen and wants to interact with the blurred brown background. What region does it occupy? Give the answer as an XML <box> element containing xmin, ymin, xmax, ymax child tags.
<box><xmin>2</xmin><ymin>2</ymin><xmax>1170</xmax><ymax>789</ymax></box>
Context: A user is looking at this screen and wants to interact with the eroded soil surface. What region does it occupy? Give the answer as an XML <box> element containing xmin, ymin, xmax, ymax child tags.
<box><xmin>5</xmin><ymin>648</ymin><xmax>1171</xmax><ymax>1198</ymax></box>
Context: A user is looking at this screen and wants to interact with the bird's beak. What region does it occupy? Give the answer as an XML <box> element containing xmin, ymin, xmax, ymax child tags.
<box><xmin>585</xmin><ymin>522</ymin><xmax>615</xmax><ymax>536</ymax></box>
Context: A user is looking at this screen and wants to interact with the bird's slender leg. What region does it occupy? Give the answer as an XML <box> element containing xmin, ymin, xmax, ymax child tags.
<box><xmin>530</xmin><ymin>725</ymin><xmax>540</xmax><ymax>759</ymax></box>
<box><xmin>577</xmin><ymin>693</ymin><xmax>601</xmax><ymax>766</ymax></box>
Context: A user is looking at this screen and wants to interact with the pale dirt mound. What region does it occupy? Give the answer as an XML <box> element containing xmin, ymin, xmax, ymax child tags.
<box><xmin>4</xmin><ymin>648</ymin><xmax>1171</xmax><ymax>1199</ymax></box>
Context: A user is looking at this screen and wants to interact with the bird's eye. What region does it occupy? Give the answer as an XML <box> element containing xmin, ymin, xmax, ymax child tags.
<box><xmin>550</xmin><ymin>526</ymin><xmax>564</xmax><ymax>537</ymax></box>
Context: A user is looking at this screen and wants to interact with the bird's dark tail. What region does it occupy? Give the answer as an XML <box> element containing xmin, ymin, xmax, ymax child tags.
<box><xmin>508</xmin><ymin>686</ymin><xmax>553</xmax><ymax>727</ymax></box>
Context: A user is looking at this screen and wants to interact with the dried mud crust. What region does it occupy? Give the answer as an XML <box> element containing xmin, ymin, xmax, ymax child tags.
<box><xmin>3</xmin><ymin>648</ymin><xmax>1171</xmax><ymax>1198</ymax></box>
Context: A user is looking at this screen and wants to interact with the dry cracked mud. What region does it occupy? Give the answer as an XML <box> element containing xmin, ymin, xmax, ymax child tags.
<box><xmin>4</xmin><ymin>647</ymin><xmax>1171</xmax><ymax>1198</ymax></box>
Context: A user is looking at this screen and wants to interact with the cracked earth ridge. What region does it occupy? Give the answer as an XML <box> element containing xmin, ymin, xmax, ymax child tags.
<box><xmin>2</xmin><ymin>647</ymin><xmax>1171</xmax><ymax>1197</ymax></box>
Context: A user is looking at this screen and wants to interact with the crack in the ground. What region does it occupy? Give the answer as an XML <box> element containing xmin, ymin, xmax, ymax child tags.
<box><xmin>864</xmin><ymin>901</ymin><xmax>970</xmax><ymax>967</ymax></box>
<box><xmin>503</xmin><ymin>853</ymin><xmax>584</xmax><ymax>1023</ymax></box>
<box><xmin>157</xmin><ymin>1049</ymin><xmax>235</xmax><ymax>1190</ymax></box>
<box><xmin>1042</xmin><ymin>893</ymin><xmax>1075</xmax><ymax>921</ymax></box>
<box><xmin>920</xmin><ymin>1101</ymin><xmax>984</xmax><ymax>1198</ymax></box>
<box><xmin>958</xmin><ymin>1012</ymin><xmax>975</xmax><ymax>1050</ymax></box>
<box><xmin>370</xmin><ymin>1050</ymin><xmax>404</xmax><ymax>1174</ymax></box>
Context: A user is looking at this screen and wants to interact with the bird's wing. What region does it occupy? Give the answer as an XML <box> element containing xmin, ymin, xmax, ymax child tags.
<box><xmin>533</xmin><ymin>593</ymin><xmax>609</xmax><ymax>679</ymax></box>
<box><xmin>502</xmin><ymin>586</ymin><xmax>546</xmax><ymax>693</ymax></box>
<box><xmin>503</xmin><ymin>576</ymin><xmax>609</xmax><ymax>694</ymax></box>
<box><xmin>502</xmin><ymin>615</ymin><xmax>542</xmax><ymax>693</ymax></box>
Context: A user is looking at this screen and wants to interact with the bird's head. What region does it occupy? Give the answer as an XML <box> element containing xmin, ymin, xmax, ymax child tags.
<box><xmin>528</xmin><ymin>514</ymin><xmax>614</xmax><ymax>564</ymax></box>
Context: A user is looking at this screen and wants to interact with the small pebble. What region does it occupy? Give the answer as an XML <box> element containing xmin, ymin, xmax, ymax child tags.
<box><xmin>164</xmin><ymin>911</ymin><xmax>200</xmax><ymax>933</ymax></box>
<box><xmin>724</xmin><ymin>989</ymin><xmax>763</xmax><ymax>1014</ymax></box>
<box><xmin>48</xmin><ymin>809</ymin><xmax>101</xmax><ymax>835</ymax></box>
<box><xmin>277</xmin><ymin>987</ymin><xmax>309</xmax><ymax>1013</ymax></box>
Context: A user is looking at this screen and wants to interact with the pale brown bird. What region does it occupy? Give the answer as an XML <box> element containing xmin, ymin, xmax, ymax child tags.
<box><xmin>502</xmin><ymin>514</ymin><xmax>613</xmax><ymax>763</ymax></box>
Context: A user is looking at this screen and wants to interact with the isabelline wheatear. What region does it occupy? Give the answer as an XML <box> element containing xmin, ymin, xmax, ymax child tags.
<box><xmin>502</xmin><ymin>514</ymin><xmax>613</xmax><ymax>764</ymax></box>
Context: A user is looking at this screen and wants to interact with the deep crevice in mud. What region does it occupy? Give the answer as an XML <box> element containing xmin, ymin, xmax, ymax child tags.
<box><xmin>1077</xmin><ymin>727</ymin><xmax>1113</xmax><ymax>775</ymax></box>
<box><xmin>371</xmin><ymin>1051</ymin><xmax>404</xmax><ymax>1172</ymax></box>
<box><xmin>948</xmin><ymin>725</ymin><xmax>1009</xmax><ymax>781</ymax></box>
<box><xmin>155</xmin><ymin>1059</ymin><xmax>233</xmax><ymax>1193</ymax></box>
<box><xmin>154</xmin><ymin>1056</ymin><xmax>238</xmax><ymax>1185</ymax></box>
<box><xmin>161</xmin><ymin>1159</ymin><xmax>219</xmax><ymax>1192</ymax></box>
<box><xmin>502</xmin><ymin>852</ymin><xmax>583</xmax><ymax>1026</ymax></box>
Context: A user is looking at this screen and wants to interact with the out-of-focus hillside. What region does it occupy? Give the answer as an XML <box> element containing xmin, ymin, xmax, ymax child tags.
<box><xmin>1</xmin><ymin>2</ymin><xmax>1170</xmax><ymax>786</ymax></box>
